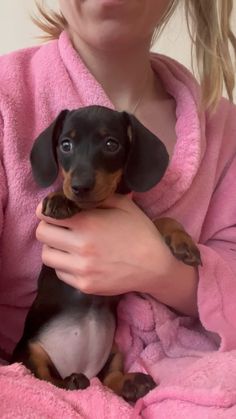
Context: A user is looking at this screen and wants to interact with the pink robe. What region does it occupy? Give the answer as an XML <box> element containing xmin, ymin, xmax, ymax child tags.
<box><xmin>0</xmin><ymin>31</ymin><xmax>236</xmax><ymax>418</ymax></box>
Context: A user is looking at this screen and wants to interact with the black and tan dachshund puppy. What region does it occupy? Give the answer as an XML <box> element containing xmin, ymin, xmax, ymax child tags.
<box><xmin>12</xmin><ymin>105</ymin><xmax>201</xmax><ymax>402</ymax></box>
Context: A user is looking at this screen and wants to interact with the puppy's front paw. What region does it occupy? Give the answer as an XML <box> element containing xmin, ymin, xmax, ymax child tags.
<box><xmin>42</xmin><ymin>193</ymin><xmax>79</xmax><ymax>219</ymax></box>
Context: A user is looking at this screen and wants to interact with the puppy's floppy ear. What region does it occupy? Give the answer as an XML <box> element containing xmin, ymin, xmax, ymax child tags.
<box><xmin>122</xmin><ymin>112</ymin><xmax>169</xmax><ymax>192</ymax></box>
<box><xmin>30</xmin><ymin>110</ymin><xmax>69</xmax><ymax>187</ymax></box>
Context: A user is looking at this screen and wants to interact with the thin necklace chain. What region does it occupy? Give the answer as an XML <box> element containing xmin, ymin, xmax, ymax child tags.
<box><xmin>130</xmin><ymin>69</ymin><xmax>149</xmax><ymax>115</ymax></box>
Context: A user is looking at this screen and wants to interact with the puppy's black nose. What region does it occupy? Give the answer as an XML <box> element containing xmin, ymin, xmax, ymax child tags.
<box><xmin>71</xmin><ymin>178</ymin><xmax>95</xmax><ymax>195</ymax></box>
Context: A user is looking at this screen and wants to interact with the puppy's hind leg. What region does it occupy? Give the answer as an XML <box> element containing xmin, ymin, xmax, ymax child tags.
<box><xmin>100</xmin><ymin>344</ymin><xmax>156</xmax><ymax>402</ymax></box>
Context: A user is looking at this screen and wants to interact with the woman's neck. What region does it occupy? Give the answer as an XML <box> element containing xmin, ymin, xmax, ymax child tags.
<box><xmin>69</xmin><ymin>31</ymin><xmax>158</xmax><ymax>112</ymax></box>
<box><xmin>68</xmin><ymin>29</ymin><xmax>177</xmax><ymax>158</ymax></box>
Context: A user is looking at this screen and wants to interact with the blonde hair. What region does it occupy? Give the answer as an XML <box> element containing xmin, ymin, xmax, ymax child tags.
<box><xmin>34</xmin><ymin>0</ymin><xmax>236</xmax><ymax>111</ymax></box>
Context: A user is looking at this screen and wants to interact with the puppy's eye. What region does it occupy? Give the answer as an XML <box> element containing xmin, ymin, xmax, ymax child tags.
<box><xmin>104</xmin><ymin>137</ymin><xmax>120</xmax><ymax>153</ymax></box>
<box><xmin>60</xmin><ymin>139</ymin><xmax>73</xmax><ymax>153</ymax></box>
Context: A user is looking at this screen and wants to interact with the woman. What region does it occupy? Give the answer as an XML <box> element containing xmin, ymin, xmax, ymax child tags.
<box><xmin>0</xmin><ymin>0</ymin><xmax>236</xmax><ymax>417</ymax></box>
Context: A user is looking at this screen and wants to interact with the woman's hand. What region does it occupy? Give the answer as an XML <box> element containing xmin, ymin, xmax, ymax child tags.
<box><xmin>36</xmin><ymin>194</ymin><xmax>172</xmax><ymax>295</ymax></box>
<box><xmin>36</xmin><ymin>194</ymin><xmax>199</xmax><ymax>316</ymax></box>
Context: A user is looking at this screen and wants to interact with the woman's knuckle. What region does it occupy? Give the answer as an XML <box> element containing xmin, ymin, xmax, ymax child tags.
<box><xmin>79</xmin><ymin>280</ymin><xmax>93</xmax><ymax>294</ymax></box>
<box><xmin>80</xmin><ymin>241</ymin><xmax>96</xmax><ymax>258</ymax></box>
<box><xmin>79</xmin><ymin>259</ymin><xmax>92</xmax><ymax>276</ymax></box>
<box><xmin>36</xmin><ymin>224</ymin><xmax>43</xmax><ymax>241</ymax></box>
<box><xmin>41</xmin><ymin>246</ymin><xmax>51</xmax><ymax>264</ymax></box>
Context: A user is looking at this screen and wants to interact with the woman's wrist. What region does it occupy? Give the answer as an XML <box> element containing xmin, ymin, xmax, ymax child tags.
<box><xmin>142</xmin><ymin>235</ymin><xmax>199</xmax><ymax>317</ymax></box>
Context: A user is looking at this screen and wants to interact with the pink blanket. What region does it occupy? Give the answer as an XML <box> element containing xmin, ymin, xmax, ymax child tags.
<box><xmin>1</xmin><ymin>293</ymin><xmax>236</xmax><ymax>418</ymax></box>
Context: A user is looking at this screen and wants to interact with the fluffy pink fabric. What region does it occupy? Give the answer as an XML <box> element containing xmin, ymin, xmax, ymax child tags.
<box><xmin>0</xmin><ymin>364</ymin><xmax>135</xmax><ymax>418</ymax></box>
<box><xmin>0</xmin><ymin>31</ymin><xmax>236</xmax><ymax>417</ymax></box>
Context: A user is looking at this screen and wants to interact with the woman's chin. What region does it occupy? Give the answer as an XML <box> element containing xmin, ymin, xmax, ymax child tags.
<box><xmin>76</xmin><ymin>23</ymin><xmax>142</xmax><ymax>52</ymax></box>
<box><xmin>82</xmin><ymin>0</ymin><xmax>138</xmax><ymax>22</ymax></box>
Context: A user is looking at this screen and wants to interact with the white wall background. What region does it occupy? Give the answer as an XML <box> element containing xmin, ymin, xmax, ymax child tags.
<box><xmin>0</xmin><ymin>0</ymin><xmax>235</xmax><ymax>99</ymax></box>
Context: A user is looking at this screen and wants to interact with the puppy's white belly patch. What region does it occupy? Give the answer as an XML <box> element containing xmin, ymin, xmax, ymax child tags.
<box><xmin>38</xmin><ymin>310</ymin><xmax>115</xmax><ymax>379</ymax></box>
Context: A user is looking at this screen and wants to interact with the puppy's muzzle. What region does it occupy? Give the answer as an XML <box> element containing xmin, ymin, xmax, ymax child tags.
<box><xmin>70</xmin><ymin>174</ymin><xmax>95</xmax><ymax>196</ymax></box>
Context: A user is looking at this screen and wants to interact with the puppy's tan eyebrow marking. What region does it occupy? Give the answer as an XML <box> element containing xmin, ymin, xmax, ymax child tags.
<box><xmin>69</xmin><ymin>129</ymin><xmax>77</xmax><ymax>138</ymax></box>
<box><xmin>98</xmin><ymin>127</ymin><xmax>109</xmax><ymax>137</ymax></box>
